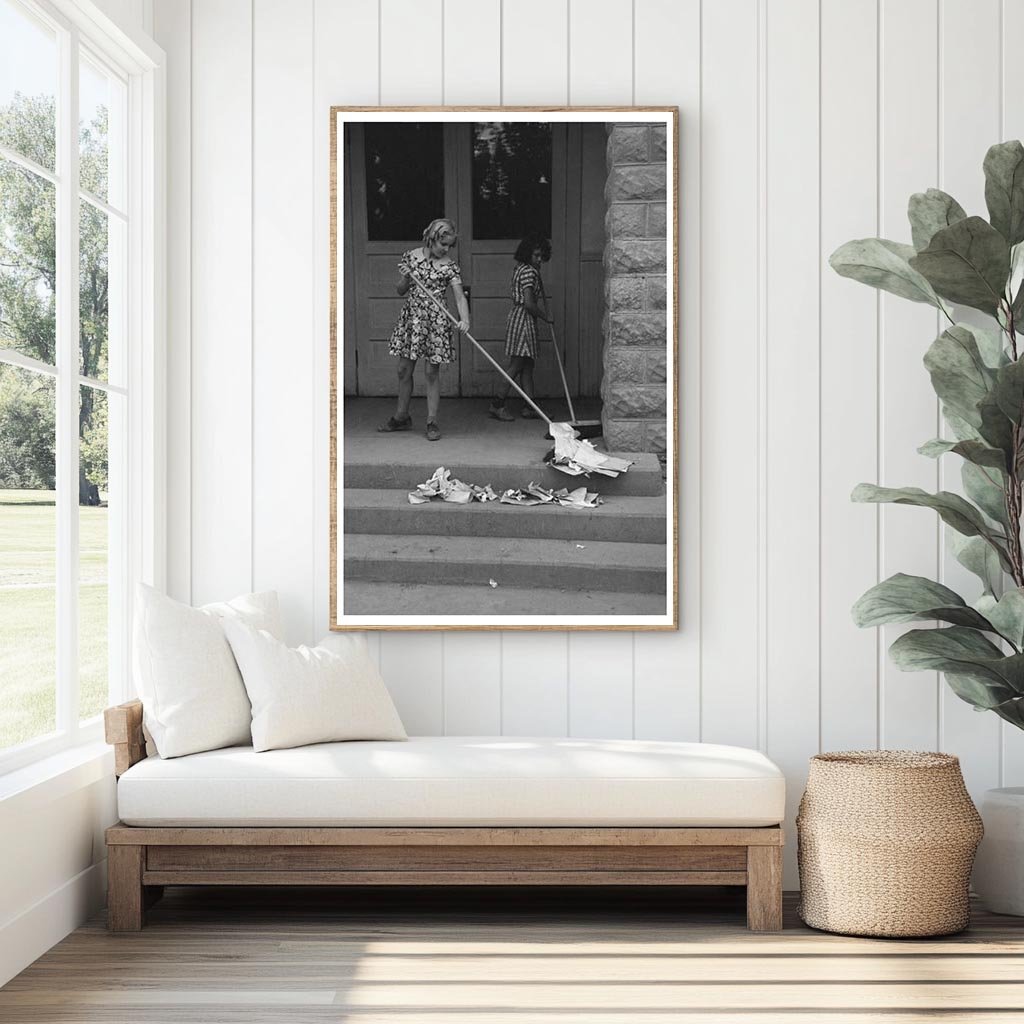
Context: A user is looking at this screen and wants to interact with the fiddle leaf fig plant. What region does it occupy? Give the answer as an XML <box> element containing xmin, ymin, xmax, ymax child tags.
<box><xmin>832</xmin><ymin>140</ymin><xmax>1024</xmax><ymax>731</ymax></box>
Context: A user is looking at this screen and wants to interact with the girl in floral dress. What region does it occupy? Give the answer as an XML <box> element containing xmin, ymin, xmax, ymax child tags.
<box><xmin>378</xmin><ymin>218</ymin><xmax>469</xmax><ymax>442</ymax></box>
<box><xmin>488</xmin><ymin>236</ymin><xmax>553</xmax><ymax>421</ymax></box>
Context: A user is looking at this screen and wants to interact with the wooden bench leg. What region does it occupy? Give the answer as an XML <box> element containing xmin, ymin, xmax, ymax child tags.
<box><xmin>746</xmin><ymin>845</ymin><xmax>783</xmax><ymax>931</ymax></box>
<box><xmin>107</xmin><ymin>845</ymin><xmax>145</xmax><ymax>931</ymax></box>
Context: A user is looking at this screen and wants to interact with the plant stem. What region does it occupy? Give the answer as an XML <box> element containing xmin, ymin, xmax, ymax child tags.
<box><xmin>1006</xmin><ymin>309</ymin><xmax>1024</xmax><ymax>586</ymax></box>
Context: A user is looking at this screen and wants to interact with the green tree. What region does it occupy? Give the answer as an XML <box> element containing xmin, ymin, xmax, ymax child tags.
<box><xmin>0</xmin><ymin>92</ymin><xmax>109</xmax><ymax>503</ymax></box>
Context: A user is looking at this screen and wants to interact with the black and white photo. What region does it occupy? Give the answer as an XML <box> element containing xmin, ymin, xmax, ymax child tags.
<box><xmin>330</xmin><ymin>108</ymin><xmax>678</xmax><ymax>630</ymax></box>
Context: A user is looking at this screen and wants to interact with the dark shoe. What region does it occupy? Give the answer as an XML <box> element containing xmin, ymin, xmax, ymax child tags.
<box><xmin>488</xmin><ymin>402</ymin><xmax>514</xmax><ymax>422</ymax></box>
<box><xmin>425</xmin><ymin>421</ymin><xmax>442</xmax><ymax>442</ymax></box>
<box><xmin>377</xmin><ymin>414</ymin><xmax>412</xmax><ymax>433</ymax></box>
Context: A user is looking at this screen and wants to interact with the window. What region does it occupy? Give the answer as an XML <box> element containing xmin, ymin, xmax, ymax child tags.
<box><xmin>0</xmin><ymin>0</ymin><xmax>159</xmax><ymax>772</ymax></box>
<box><xmin>472</xmin><ymin>122</ymin><xmax>552</xmax><ymax>240</ymax></box>
<box><xmin>363</xmin><ymin>122</ymin><xmax>444</xmax><ymax>241</ymax></box>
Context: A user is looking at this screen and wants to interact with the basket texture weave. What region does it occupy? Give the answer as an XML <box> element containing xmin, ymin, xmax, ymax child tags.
<box><xmin>797</xmin><ymin>750</ymin><xmax>983</xmax><ymax>937</ymax></box>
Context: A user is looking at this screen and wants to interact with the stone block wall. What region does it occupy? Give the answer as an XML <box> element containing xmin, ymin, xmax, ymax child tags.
<box><xmin>600</xmin><ymin>123</ymin><xmax>669</xmax><ymax>456</ymax></box>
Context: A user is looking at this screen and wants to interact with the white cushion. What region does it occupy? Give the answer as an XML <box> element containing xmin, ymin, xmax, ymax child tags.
<box><xmin>116</xmin><ymin>736</ymin><xmax>786</xmax><ymax>827</ymax></box>
<box><xmin>133</xmin><ymin>584</ymin><xmax>283</xmax><ymax>759</ymax></box>
<box><xmin>222</xmin><ymin>621</ymin><xmax>407</xmax><ymax>752</ymax></box>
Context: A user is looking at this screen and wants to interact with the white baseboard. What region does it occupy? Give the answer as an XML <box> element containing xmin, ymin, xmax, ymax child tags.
<box><xmin>0</xmin><ymin>859</ymin><xmax>107</xmax><ymax>987</ymax></box>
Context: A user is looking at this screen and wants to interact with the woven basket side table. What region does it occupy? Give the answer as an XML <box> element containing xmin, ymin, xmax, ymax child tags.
<box><xmin>797</xmin><ymin>750</ymin><xmax>983</xmax><ymax>938</ymax></box>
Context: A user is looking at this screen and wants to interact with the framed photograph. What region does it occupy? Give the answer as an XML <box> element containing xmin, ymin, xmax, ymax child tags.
<box><xmin>330</xmin><ymin>107</ymin><xmax>678</xmax><ymax>631</ymax></box>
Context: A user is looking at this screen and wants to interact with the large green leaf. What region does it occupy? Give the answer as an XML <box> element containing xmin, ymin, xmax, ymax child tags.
<box><xmin>852</xmin><ymin>573</ymin><xmax>994</xmax><ymax>630</ymax></box>
<box><xmin>993</xmin><ymin>357</ymin><xmax>1024</xmax><ymax>423</ymax></box>
<box><xmin>984</xmin><ymin>140</ymin><xmax>1024</xmax><ymax>246</ymax></box>
<box><xmin>889</xmin><ymin>626</ymin><xmax>1024</xmax><ymax>699</ymax></box>
<box><xmin>977</xmin><ymin>391</ymin><xmax>1016</xmax><ymax>458</ymax></box>
<box><xmin>909</xmin><ymin>217</ymin><xmax>1010</xmax><ymax>314</ymax></box>
<box><xmin>950</xmin><ymin>532</ymin><xmax>1004</xmax><ymax>596</ymax></box>
<box><xmin>923</xmin><ymin>325</ymin><xmax>997</xmax><ymax>427</ymax></box>
<box><xmin>965</xmin><ymin>321</ymin><xmax>1011</xmax><ymax>369</ymax></box>
<box><xmin>908</xmin><ymin>188</ymin><xmax>968</xmax><ymax>251</ymax></box>
<box><xmin>977</xmin><ymin>589</ymin><xmax>1024</xmax><ymax>649</ymax></box>
<box><xmin>851</xmin><ymin>483</ymin><xmax>1009</xmax><ymax>552</ymax></box>
<box><xmin>918</xmin><ymin>437</ymin><xmax>1007</xmax><ymax>470</ymax></box>
<box><xmin>942</xmin><ymin>406</ymin><xmax>983</xmax><ymax>442</ymax></box>
<box><xmin>830</xmin><ymin>238</ymin><xmax>944</xmax><ymax>307</ymax></box>
<box><xmin>962</xmin><ymin>461</ymin><xmax>1009</xmax><ymax>528</ymax></box>
<box><xmin>944</xmin><ymin>672</ymin><xmax>1024</xmax><ymax>715</ymax></box>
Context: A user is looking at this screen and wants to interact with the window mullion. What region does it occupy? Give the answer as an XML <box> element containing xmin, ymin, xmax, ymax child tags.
<box><xmin>55</xmin><ymin>23</ymin><xmax>81</xmax><ymax>735</ymax></box>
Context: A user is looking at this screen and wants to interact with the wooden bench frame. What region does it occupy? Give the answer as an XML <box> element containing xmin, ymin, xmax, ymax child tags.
<box><xmin>104</xmin><ymin>700</ymin><xmax>784</xmax><ymax>932</ymax></box>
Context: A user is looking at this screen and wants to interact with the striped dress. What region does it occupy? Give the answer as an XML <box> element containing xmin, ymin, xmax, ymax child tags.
<box><xmin>504</xmin><ymin>262</ymin><xmax>544</xmax><ymax>359</ymax></box>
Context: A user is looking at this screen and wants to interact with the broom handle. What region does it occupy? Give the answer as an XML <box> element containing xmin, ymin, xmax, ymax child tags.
<box><xmin>546</xmin><ymin>317</ymin><xmax>577</xmax><ymax>424</ymax></box>
<box><xmin>405</xmin><ymin>267</ymin><xmax>553</xmax><ymax>426</ymax></box>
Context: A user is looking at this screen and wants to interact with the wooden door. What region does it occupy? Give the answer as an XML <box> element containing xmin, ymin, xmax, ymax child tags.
<box><xmin>347</xmin><ymin>123</ymin><xmax>461</xmax><ymax>397</ymax></box>
<box><xmin>454</xmin><ymin>123</ymin><xmax>571</xmax><ymax>399</ymax></box>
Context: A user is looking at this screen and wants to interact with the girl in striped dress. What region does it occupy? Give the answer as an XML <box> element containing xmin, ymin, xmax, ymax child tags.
<box><xmin>488</xmin><ymin>236</ymin><xmax>553</xmax><ymax>421</ymax></box>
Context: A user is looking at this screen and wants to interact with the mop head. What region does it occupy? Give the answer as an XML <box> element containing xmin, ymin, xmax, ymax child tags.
<box><xmin>547</xmin><ymin>422</ymin><xmax>633</xmax><ymax>478</ymax></box>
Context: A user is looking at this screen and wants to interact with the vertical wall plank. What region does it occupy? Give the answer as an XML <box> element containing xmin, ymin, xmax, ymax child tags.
<box><xmin>878</xmin><ymin>0</ymin><xmax>940</xmax><ymax>751</ymax></box>
<box><xmin>380</xmin><ymin>633</ymin><xmax>445</xmax><ymax>734</ymax></box>
<box><xmin>443</xmin><ymin>0</ymin><xmax>500</xmax><ymax>106</ymax></box>
<box><xmin>313</xmin><ymin>0</ymin><xmax>378</xmax><ymax>647</ymax></box>
<box><xmin>440</xmin><ymin>0</ymin><xmax>504</xmax><ymax>733</ymax></box>
<box><xmin>568</xmin><ymin>634</ymin><xmax>634</xmax><ymax>738</ymax></box>
<box><xmin>381</xmin><ymin>0</ymin><xmax>443</xmax><ymax>104</ymax></box>
<box><xmin>564</xmin><ymin>0</ymin><xmax>636</xmax><ymax>737</ymax></box>
<box><xmin>153</xmin><ymin>0</ymin><xmax>190</xmax><ymax>604</ymax></box>
<box><xmin>699</xmin><ymin>0</ymin><xmax>760</xmax><ymax>749</ymax></box>
<box><xmin>376</xmin><ymin>0</ymin><xmax>447</xmax><ymax>722</ymax></box>
<box><xmin>938</xmin><ymin>0</ymin><xmax>1002</xmax><ymax>796</ymax></box>
<box><xmin>253</xmin><ymin>0</ymin><xmax>315</xmax><ymax>645</ymax></box>
<box><xmin>764</xmin><ymin>0</ymin><xmax>821</xmax><ymax>885</ymax></box>
<box><xmin>502</xmin><ymin>633</ymin><xmax>569</xmax><ymax>736</ymax></box>
<box><xmin>190</xmin><ymin>0</ymin><xmax>252</xmax><ymax>605</ymax></box>
<box><xmin>568</xmin><ymin>0</ymin><xmax>632</xmax><ymax>104</ymax></box>
<box><xmin>501</xmin><ymin>0</ymin><xmax>568</xmax><ymax>104</ymax></box>
<box><xmin>1002</xmin><ymin>0</ymin><xmax>1024</xmax><ymax>785</ymax></box>
<box><xmin>632</xmin><ymin>0</ymin><xmax>700</xmax><ymax>742</ymax></box>
<box><xmin>444</xmin><ymin>634</ymin><xmax>501</xmax><ymax>734</ymax></box>
<box><xmin>819</xmin><ymin>0</ymin><xmax>879</xmax><ymax>753</ymax></box>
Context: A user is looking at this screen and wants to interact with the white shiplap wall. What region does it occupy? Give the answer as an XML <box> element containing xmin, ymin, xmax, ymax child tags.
<box><xmin>154</xmin><ymin>0</ymin><xmax>1024</xmax><ymax>884</ymax></box>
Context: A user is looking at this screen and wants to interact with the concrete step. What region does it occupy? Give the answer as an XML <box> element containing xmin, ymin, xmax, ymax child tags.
<box><xmin>342</xmin><ymin>436</ymin><xmax>665</xmax><ymax>496</ymax></box>
<box><xmin>343</xmin><ymin>490</ymin><xmax>667</xmax><ymax>544</ymax></box>
<box><xmin>342</xmin><ymin>580</ymin><xmax>668</xmax><ymax>617</ymax></box>
<box><xmin>344</xmin><ymin>534</ymin><xmax>667</xmax><ymax>595</ymax></box>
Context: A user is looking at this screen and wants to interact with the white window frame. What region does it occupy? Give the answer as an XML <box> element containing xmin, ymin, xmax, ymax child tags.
<box><xmin>0</xmin><ymin>0</ymin><xmax>164</xmax><ymax>776</ymax></box>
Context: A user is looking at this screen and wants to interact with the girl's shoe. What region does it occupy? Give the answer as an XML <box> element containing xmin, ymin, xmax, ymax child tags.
<box><xmin>425</xmin><ymin>421</ymin><xmax>442</xmax><ymax>442</ymax></box>
<box><xmin>377</xmin><ymin>414</ymin><xmax>412</xmax><ymax>432</ymax></box>
<box><xmin>521</xmin><ymin>406</ymin><xmax>539</xmax><ymax>419</ymax></box>
<box><xmin>488</xmin><ymin>403</ymin><xmax>514</xmax><ymax>422</ymax></box>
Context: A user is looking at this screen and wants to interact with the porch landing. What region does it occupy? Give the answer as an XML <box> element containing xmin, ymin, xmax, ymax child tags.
<box><xmin>340</xmin><ymin>399</ymin><xmax>669</xmax><ymax>618</ymax></box>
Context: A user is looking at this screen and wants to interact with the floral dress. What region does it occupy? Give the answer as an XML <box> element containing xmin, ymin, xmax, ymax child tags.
<box><xmin>388</xmin><ymin>249</ymin><xmax>462</xmax><ymax>364</ymax></box>
<box><xmin>504</xmin><ymin>261</ymin><xmax>544</xmax><ymax>359</ymax></box>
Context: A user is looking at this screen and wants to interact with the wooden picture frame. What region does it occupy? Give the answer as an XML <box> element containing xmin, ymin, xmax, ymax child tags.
<box><xmin>330</xmin><ymin>107</ymin><xmax>678</xmax><ymax>631</ymax></box>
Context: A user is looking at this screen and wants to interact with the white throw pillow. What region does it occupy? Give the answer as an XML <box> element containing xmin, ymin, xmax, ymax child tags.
<box><xmin>133</xmin><ymin>584</ymin><xmax>283</xmax><ymax>758</ymax></box>
<box><xmin>223</xmin><ymin>621</ymin><xmax>407</xmax><ymax>752</ymax></box>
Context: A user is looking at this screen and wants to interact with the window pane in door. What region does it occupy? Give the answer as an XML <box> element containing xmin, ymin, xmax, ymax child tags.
<box><xmin>0</xmin><ymin>362</ymin><xmax>56</xmax><ymax>751</ymax></box>
<box><xmin>363</xmin><ymin>123</ymin><xmax>444</xmax><ymax>241</ymax></box>
<box><xmin>0</xmin><ymin>0</ymin><xmax>57</xmax><ymax>172</ymax></box>
<box><xmin>0</xmin><ymin>158</ymin><xmax>56</xmax><ymax>364</ymax></box>
<box><xmin>472</xmin><ymin>122</ymin><xmax>552</xmax><ymax>240</ymax></box>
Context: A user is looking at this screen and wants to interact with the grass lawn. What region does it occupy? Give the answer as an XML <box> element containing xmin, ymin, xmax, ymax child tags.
<box><xmin>0</xmin><ymin>489</ymin><xmax>109</xmax><ymax>751</ymax></box>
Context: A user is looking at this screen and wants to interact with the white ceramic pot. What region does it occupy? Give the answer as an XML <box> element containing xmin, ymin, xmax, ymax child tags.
<box><xmin>973</xmin><ymin>787</ymin><xmax>1024</xmax><ymax>916</ymax></box>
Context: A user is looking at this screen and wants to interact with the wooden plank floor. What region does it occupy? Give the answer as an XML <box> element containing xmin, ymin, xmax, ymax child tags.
<box><xmin>3</xmin><ymin>886</ymin><xmax>1024</xmax><ymax>1022</ymax></box>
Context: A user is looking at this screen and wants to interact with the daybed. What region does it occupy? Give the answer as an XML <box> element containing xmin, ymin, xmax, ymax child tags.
<box><xmin>104</xmin><ymin>699</ymin><xmax>786</xmax><ymax>932</ymax></box>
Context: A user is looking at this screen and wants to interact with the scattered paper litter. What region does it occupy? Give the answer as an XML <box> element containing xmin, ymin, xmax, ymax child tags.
<box><xmin>547</xmin><ymin>422</ymin><xmax>634</xmax><ymax>479</ymax></box>
<box><xmin>488</xmin><ymin>579</ymin><xmax>498</xmax><ymax>589</ymax></box>
<box><xmin>407</xmin><ymin>467</ymin><xmax>499</xmax><ymax>505</ymax></box>
<box><xmin>408</xmin><ymin>468</ymin><xmax>601</xmax><ymax>509</ymax></box>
